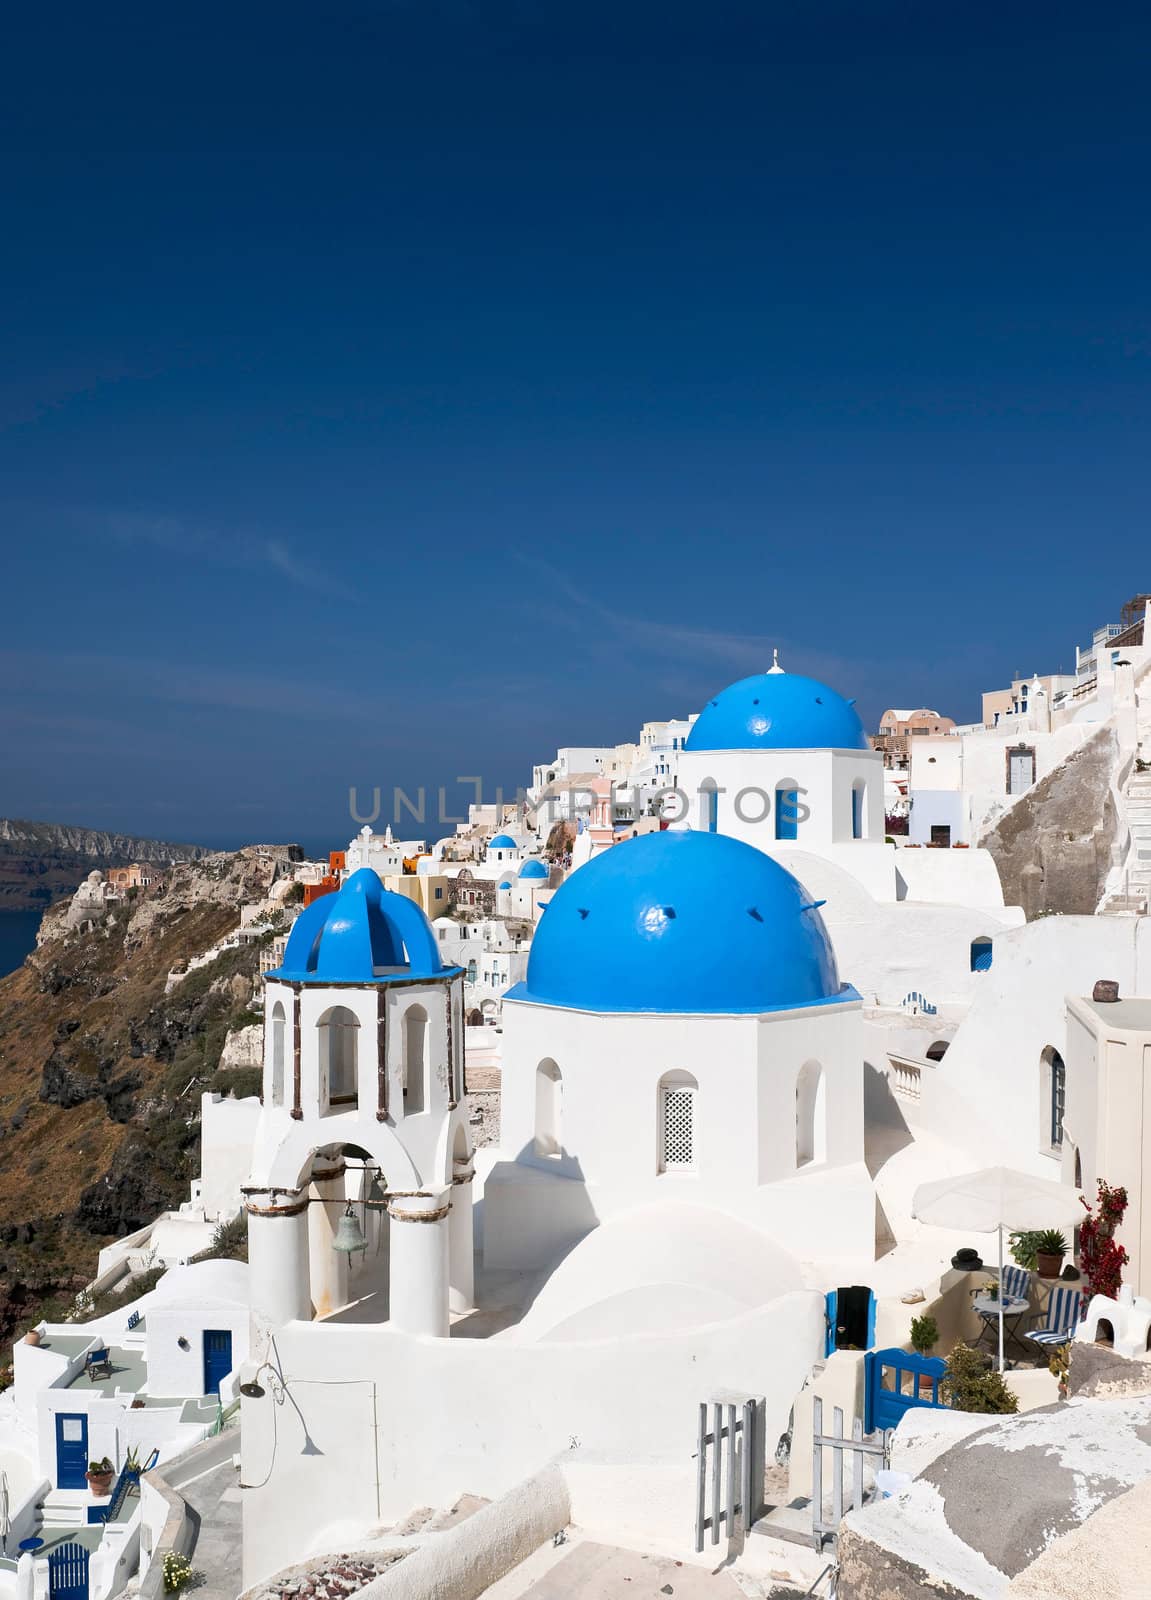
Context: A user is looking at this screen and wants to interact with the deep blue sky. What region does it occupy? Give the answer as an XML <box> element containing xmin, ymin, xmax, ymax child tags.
<box><xmin>3</xmin><ymin>3</ymin><xmax>1150</xmax><ymax>853</ymax></box>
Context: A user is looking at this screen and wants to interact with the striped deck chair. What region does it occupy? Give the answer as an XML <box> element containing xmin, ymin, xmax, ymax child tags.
<box><xmin>1024</xmin><ymin>1285</ymin><xmax>1081</xmax><ymax>1349</ymax></box>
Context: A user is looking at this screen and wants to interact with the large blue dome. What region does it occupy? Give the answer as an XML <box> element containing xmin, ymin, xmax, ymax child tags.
<box><xmin>270</xmin><ymin>869</ymin><xmax>455</xmax><ymax>985</ymax></box>
<box><xmin>505</xmin><ymin>831</ymin><xmax>853</xmax><ymax>1015</ymax></box>
<box><xmin>685</xmin><ymin>671</ymin><xmax>868</xmax><ymax>753</ymax></box>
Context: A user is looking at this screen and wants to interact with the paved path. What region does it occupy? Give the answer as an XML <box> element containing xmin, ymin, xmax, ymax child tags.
<box><xmin>507</xmin><ymin>1541</ymin><xmax>746</xmax><ymax>1598</ymax></box>
<box><xmin>182</xmin><ymin>1455</ymin><xmax>244</xmax><ymax>1600</ymax></box>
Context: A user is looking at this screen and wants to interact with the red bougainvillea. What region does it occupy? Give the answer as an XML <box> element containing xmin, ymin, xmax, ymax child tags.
<box><xmin>1079</xmin><ymin>1180</ymin><xmax>1129</xmax><ymax>1307</ymax></box>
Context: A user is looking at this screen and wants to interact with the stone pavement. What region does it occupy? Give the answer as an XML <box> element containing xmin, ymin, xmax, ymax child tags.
<box><xmin>497</xmin><ymin>1540</ymin><xmax>747</xmax><ymax>1598</ymax></box>
<box><xmin>181</xmin><ymin>1455</ymin><xmax>244</xmax><ymax>1600</ymax></box>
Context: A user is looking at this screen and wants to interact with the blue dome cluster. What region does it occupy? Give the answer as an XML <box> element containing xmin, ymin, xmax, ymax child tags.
<box><xmin>271</xmin><ymin>868</ymin><xmax>454</xmax><ymax>985</ymax></box>
<box><xmin>505</xmin><ymin>831</ymin><xmax>853</xmax><ymax>1016</ymax></box>
<box><xmin>685</xmin><ymin>671</ymin><xmax>868</xmax><ymax>753</ymax></box>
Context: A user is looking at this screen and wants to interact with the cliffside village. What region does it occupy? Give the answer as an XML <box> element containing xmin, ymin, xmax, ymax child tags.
<box><xmin>4</xmin><ymin>589</ymin><xmax>1151</xmax><ymax>1600</ymax></box>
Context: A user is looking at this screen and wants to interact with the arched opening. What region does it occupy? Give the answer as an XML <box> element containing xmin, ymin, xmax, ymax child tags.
<box><xmin>318</xmin><ymin>1006</ymin><xmax>359</xmax><ymax>1110</ymax></box>
<box><xmin>796</xmin><ymin>1059</ymin><xmax>827</xmax><ymax>1167</ymax></box>
<box><xmin>970</xmin><ymin>936</ymin><xmax>993</xmax><ymax>972</ymax></box>
<box><xmin>1074</xmin><ymin>1146</ymin><xmax>1082</xmax><ymax>1187</ymax></box>
<box><xmin>403</xmin><ymin>1005</ymin><xmax>428</xmax><ymax>1115</ymax></box>
<box><xmin>270</xmin><ymin>1001</ymin><xmax>286</xmax><ymax>1106</ymax></box>
<box><xmin>851</xmin><ymin>779</ymin><xmax>866</xmax><ymax>840</ymax></box>
<box><xmin>700</xmin><ymin>778</ymin><xmax>719</xmax><ymax>834</ymax></box>
<box><xmin>925</xmin><ymin>1040</ymin><xmax>950</xmax><ymax>1062</ymax></box>
<box><xmin>775</xmin><ymin>781</ymin><xmax>799</xmax><ymax>842</ymax></box>
<box><xmin>1040</xmin><ymin>1046</ymin><xmax>1065</xmax><ymax>1150</ymax></box>
<box><xmin>467</xmin><ymin>1008</ymin><xmax>482</xmax><ymax>1026</ymax></box>
<box><xmin>534</xmin><ymin>1059</ymin><xmax>562</xmax><ymax>1157</ymax></box>
<box><xmin>658</xmin><ymin>1069</ymin><xmax>698</xmax><ymax>1174</ymax></box>
<box><xmin>1096</xmin><ymin>1317</ymin><xmax>1115</xmax><ymax>1348</ymax></box>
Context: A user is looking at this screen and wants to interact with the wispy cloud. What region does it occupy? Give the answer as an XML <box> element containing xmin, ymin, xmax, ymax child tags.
<box><xmin>508</xmin><ymin>549</ymin><xmax>864</xmax><ymax>690</ymax></box>
<box><xmin>106</xmin><ymin>513</ymin><xmax>350</xmax><ymax>598</ymax></box>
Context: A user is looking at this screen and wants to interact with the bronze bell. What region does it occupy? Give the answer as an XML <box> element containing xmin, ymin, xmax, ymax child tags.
<box><xmin>332</xmin><ymin>1203</ymin><xmax>367</xmax><ymax>1257</ymax></box>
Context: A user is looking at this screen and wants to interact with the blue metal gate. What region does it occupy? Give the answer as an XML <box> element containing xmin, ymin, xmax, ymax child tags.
<box><xmin>48</xmin><ymin>1541</ymin><xmax>89</xmax><ymax>1600</ymax></box>
<box><xmin>202</xmin><ymin>1328</ymin><xmax>233</xmax><ymax>1396</ymax></box>
<box><xmin>864</xmin><ymin>1347</ymin><xmax>948</xmax><ymax>1434</ymax></box>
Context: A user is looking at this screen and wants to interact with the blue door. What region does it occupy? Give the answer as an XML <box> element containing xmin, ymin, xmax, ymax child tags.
<box><xmin>202</xmin><ymin>1329</ymin><xmax>233</xmax><ymax>1396</ymax></box>
<box><xmin>48</xmin><ymin>1540</ymin><xmax>89</xmax><ymax>1600</ymax></box>
<box><xmin>55</xmin><ymin>1413</ymin><xmax>88</xmax><ymax>1490</ymax></box>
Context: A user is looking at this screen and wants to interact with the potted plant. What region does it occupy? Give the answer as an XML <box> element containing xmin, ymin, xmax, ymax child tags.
<box><xmin>1034</xmin><ymin>1229</ymin><xmax>1069</xmax><ymax>1279</ymax></box>
<box><xmin>984</xmin><ymin>1279</ymin><xmax>999</xmax><ymax>1302</ymax></box>
<box><xmin>910</xmin><ymin>1314</ymin><xmax>940</xmax><ymax>1396</ymax></box>
<box><xmin>85</xmin><ymin>1457</ymin><xmax>114</xmax><ymax>1496</ymax></box>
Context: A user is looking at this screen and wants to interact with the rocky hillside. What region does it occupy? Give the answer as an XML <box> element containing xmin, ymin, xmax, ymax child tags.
<box><xmin>0</xmin><ymin>818</ymin><xmax>211</xmax><ymax>911</ymax></box>
<box><xmin>0</xmin><ymin>846</ymin><xmax>297</xmax><ymax>1347</ymax></box>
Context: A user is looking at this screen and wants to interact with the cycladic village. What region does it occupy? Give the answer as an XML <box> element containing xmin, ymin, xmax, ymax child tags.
<box><xmin>6</xmin><ymin>11</ymin><xmax>1151</xmax><ymax>1600</ymax></box>
<box><xmin>6</xmin><ymin>593</ymin><xmax>1151</xmax><ymax>1600</ymax></box>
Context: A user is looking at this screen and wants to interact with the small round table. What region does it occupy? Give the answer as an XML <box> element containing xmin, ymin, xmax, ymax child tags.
<box><xmin>973</xmin><ymin>1293</ymin><xmax>1030</xmax><ymax>1359</ymax></box>
<box><xmin>18</xmin><ymin>1538</ymin><xmax>44</xmax><ymax>1554</ymax></box>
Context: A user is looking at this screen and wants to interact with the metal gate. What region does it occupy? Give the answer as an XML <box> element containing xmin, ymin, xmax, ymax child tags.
<box><xmin>48</xmin><ymin>1541</ymin><xmax>90</xmax><ymax>1600</ymax></box>
<box><xmin>864</xmin><ymin>1347</ymin><xmax>947</xmax><ymax>1434</ymax></box>
<box><xmin>694</xmin><ymin>1396</ymin><xmax>759</xmax><ymax>1552</ymax></box>
<box><xmin>812</xmin><ymin>1398</ymin><xmax>889</xmax><ymax>1552</ymax></box>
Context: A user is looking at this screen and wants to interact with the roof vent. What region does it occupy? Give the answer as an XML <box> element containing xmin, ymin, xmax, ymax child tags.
<box><xmin>1093</xmin><ymin>978</ymin><xmax>1120</xmax><ymax>1003</ymax></box>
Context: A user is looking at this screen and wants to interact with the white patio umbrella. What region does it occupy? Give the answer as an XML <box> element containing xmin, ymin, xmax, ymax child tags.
<box><xmin>912</xmin><ymin>1165</ymin><xmax>1084</xmax><ymax>1372</ymax></box>
<box><xmin>0</xmin><ymin>1468</ymin><xmax>9</xmax><ymax>1557</ymax></box>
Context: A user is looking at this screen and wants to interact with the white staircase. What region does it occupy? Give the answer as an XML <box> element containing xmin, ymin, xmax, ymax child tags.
<box><xmin>38</xmin><ymin>1489</ymin><xmax>94</xmax><ymax>1530</ymax></box>
<box><xmin>1124</xmin><ymin>769</ymin><xmax>1151</xmax><ymax>902</ymax></box>
<box><xmin>1103</xmin><ymin>678</ymin><xmax>1151</xmax><ymax>914</ymax></box>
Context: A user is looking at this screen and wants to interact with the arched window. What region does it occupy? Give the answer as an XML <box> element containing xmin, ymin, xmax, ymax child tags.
<box><xmin>1040</xmin><ymin>1046</ymin><xmax>1065</xmax><ymax>1150</ymax></box>
<box><xmin>403</xmin><ymin>1005</ymin><xmax>428</xmax><ymax>1115</ymax></box>
<box><xmin>925</xmin><ymin>1040</ymin><xmax>950</xmax><ymax>1062</ymax></box>
<box><xmin>658</xmin><ymin>1070</ymin><xmax>698</xmax><ymax>1173</ymax></box>
<box><xmin>970</xmin><ymin>937</ymin><xmax>993</xmax><ymax>972</ymax></box>
<box><xmin>319</xmin><ymin>1006</ymin><xmax>359</xmax><ymax>1109</ymax></box>
<box><xmin>270</xmin><ymin>1001</ymin><xmax>286</xmax><ymax>1106</ymax></box>
<box><xmin>796</xmin><ymin>1059</ymin><xmax>827</xmax><ymax>1167</ymax></box>
<box><xmin>775</xmin><ymin>781</ymin><xmax>799</xmax><ymax>842</ymax></box>
<box><xmin>1074</xmin><ymin>1146</ymin><xmax>1082</xmax><ymax>1187</ymax></box>
<box><xmin>851</xmin><ymin>780</ymin><xmax>866</xmax><ymax>840</ymax></box>
<box><xmin>534</xmin><ymin>1059</ymin><xmax>562</xmax><ymax>1157</ymax></box>
<box><xmin>700</xmin><ymin>778</ymin><xmax>719</xmax><ymax>834</ymax></box>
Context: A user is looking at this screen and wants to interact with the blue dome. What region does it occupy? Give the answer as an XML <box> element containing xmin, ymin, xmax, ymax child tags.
<box><xmin>518</xmin><ymin>859</ymin><xmax>549</xmax><ymax>880</ymax></box>
<box><xmin>505</xmin><ymin>831</ymin><xmax>853</xmax><ymax>1016</ymax></box>
<box><xmin>685</xmin><ymin>671</ymin><xmax>868</xmax><ymax>752</ymax></box>
<box><xmin>489</xmin><ymin>833</ymin><xmax>517</xmax><ymax>849</ymax></box>
<box><xmin>498</xmin><ymin>879</ymin><xmax>514</xmax><ymax>890</ymax></box>
<box><xmin>271</xmin><ymin>869</ymin><xmax>454</xmax><ymax>985</ymax></box>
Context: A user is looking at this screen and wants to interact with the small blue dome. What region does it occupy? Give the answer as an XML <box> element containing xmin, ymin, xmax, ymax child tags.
<box><xmin>498</xmin><ymin>879</ymin><xmax>514</xmax><ymax>890</ymax></box>
<box><xmin>271</xmin><ymin>869</ymin><xmax>453</xmax><ymax>985</ymax></box>
<box><xmin>488</xmin><ymin>833</ymin><xmax>517</xmax><ymax>849</ymax></box>
<box><xmin>518</xmin><ymin>859</ymin><xmax>549</xmax><ymax>880</ymax></box>
<box><xmin>505</xmin><ymin>831</ymin><xmax>853</xmax><ymax>1016</ymax></box>
<box><xmin>685</xmin><ymin>671</ymin><xmax>868</xmax><ymax>752</ymax></box>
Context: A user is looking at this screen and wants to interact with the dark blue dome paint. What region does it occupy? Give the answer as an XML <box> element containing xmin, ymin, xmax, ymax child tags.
<box><xmin>685</xmin><ymin>672</ymin><xmax>868</xmax><ymax>753</ymax></box>
<box><xmin>505</xmin><ymin>831</ymin><xmax>854</xmax><ymax>1015</ymax></box>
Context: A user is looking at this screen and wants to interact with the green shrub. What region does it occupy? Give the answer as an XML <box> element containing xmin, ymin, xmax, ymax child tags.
<box><xmin>909</xmin><ymin>1314</ymin><xmax>938</xmax><ymax>1355</ymax></box>
<box><xmin>941</xmin><ymin>1342</ymin><xmax>1018</xmax><ymax>1414</ymax></box>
